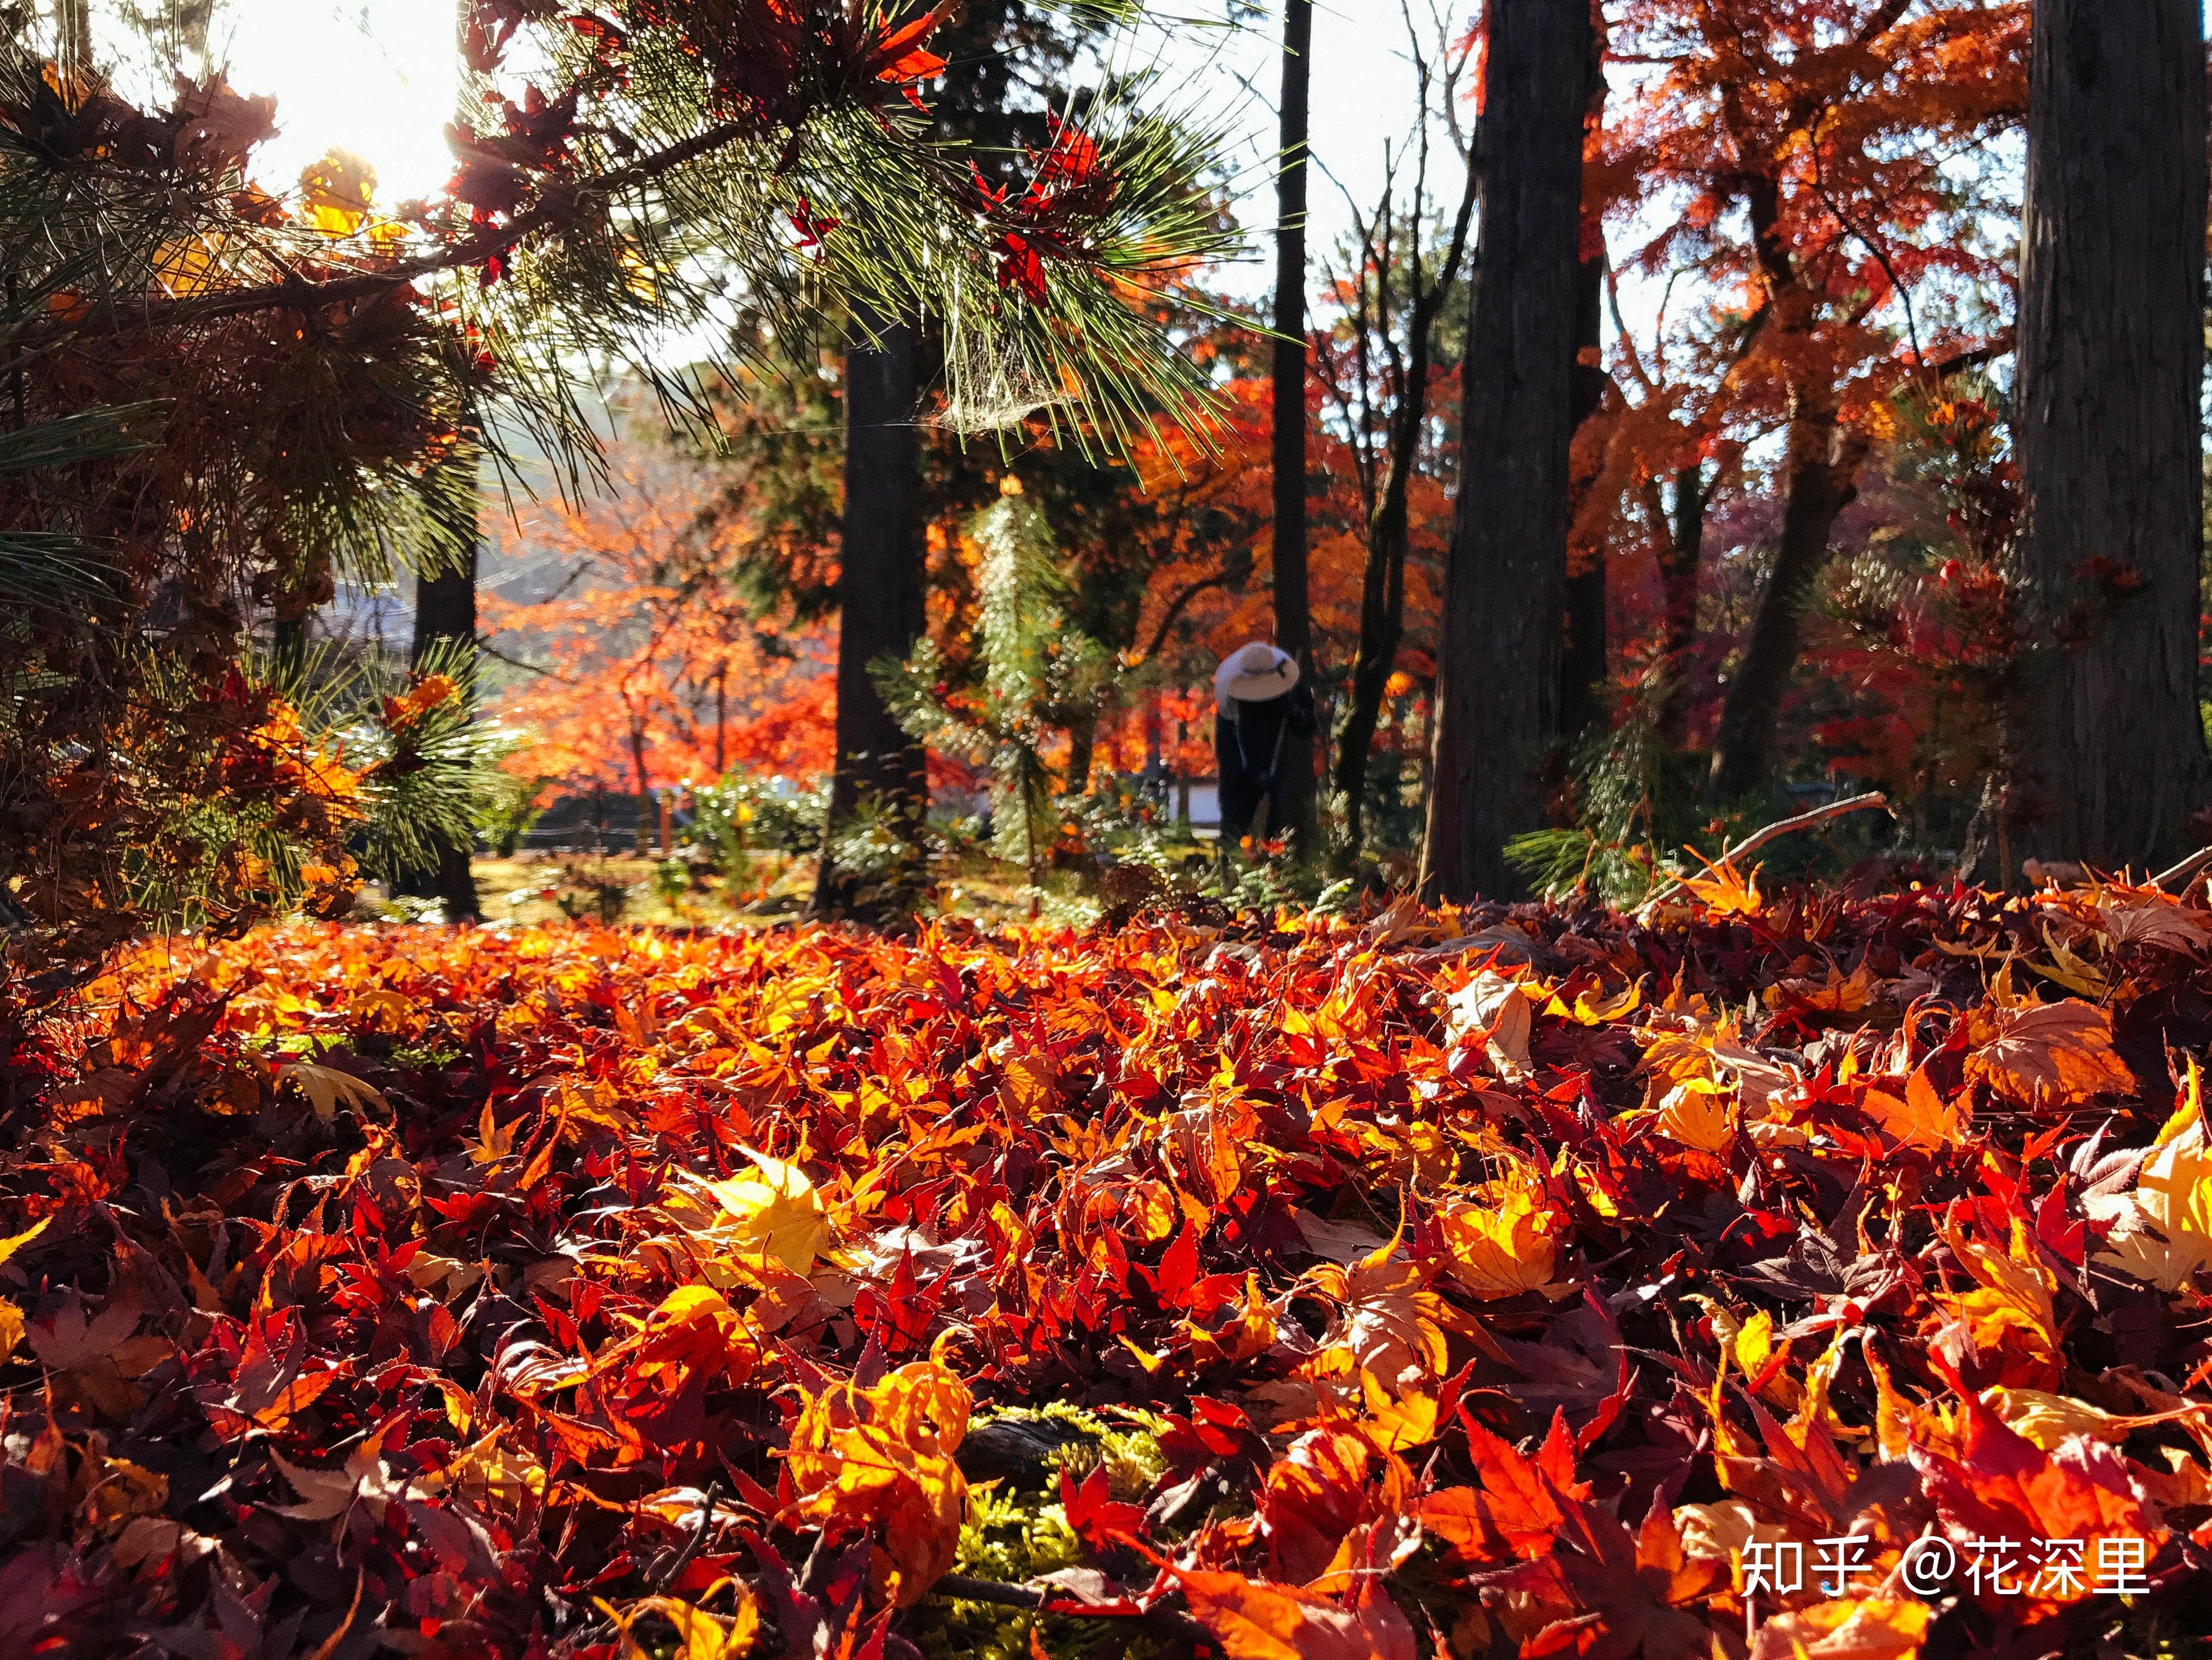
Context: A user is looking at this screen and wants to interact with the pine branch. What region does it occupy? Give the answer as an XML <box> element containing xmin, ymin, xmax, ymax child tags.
<box><xmin>38</xmin><ymin>118</ymin><xmax>756</xmax><ymax>342</ymax></box>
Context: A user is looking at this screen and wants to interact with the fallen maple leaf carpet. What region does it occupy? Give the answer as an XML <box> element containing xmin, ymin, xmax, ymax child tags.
<box><xmin>4</xmin><ymin>881</ymin><xmax>2211</xmax><ymax>1658</ymax></box>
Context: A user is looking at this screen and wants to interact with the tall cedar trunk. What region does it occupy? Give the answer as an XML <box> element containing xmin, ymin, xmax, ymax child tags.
<box><xmin>1656</xmin><ymin>465</ymin><xmax>1707</xmax><ymax>745</ymax></box>
<box><xmin>410</xmin><ymin>525</ymin><xmax>481</xmax><ymax>921</ymax></box>
<box><xmin>400</xmin><ymin>0</ymin><xmax>481</xmax><ymax>925</ymax></box>
<box><xmin>1420</xmin><ymin>0</ymin><xmax>1590</xmax><ymax>903</ymax></box>
<box><xmin>1269</xmin><ymin>0</ymin><xmax>1317</xmax><ymax>853</ymax></box>
<box><xmin>814</xmin><ymin>309</ymin><xmax>926</xmax><ymax>913</ymax></box>
<box><xmin>1707</xmin><ymin>408</ymin><xmax>1866</xmax><ymax>801</ymax></box>
<box><xmin>1559</xmin><ymin>34</ymin><xmax>1611</xmax><ymax>747</ymax></box>
<box><xmin>272</xmin><ymin>613</ymin><xmax>309</xmax><ymax>682</ymax></box>
<box><xmin>2013</xmin><ymin>0</ymin><xmax>2210</xmax><ymax>871</ymax></box>
<box><xmin>713</xmin><ymin>664</ymin><xmax>727</xmax><ymax>778</ymax></box>
<box><xmin>1333</xmin><ymin>130</ymin><xmax>1481</xmax><ymax>869</ymax></box>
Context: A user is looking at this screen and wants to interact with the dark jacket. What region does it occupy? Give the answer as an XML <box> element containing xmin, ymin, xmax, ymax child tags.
<box><xmin>1214</xmin><ymin>685</ymin><xmax>1315</xmax><ymax>844</ymax></box>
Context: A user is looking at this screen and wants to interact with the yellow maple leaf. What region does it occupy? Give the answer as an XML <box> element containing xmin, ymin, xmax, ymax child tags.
<box><xmin>1764</xmin><ymin>961</ymin><xmax>1881</xmax><ymax>1015</ymax></box>
<box><xmin>1749</xmin><ymin>1594</ymin><xmax>1929</xmax><ymax>1659</ymax></box>
<box><xmin>1437</xmin><ymin>1173</ymin><xmax>1570</xmax><ymax>1301</ymax></box>
<box><xmin>0</xmin><ymin>1215</ymin><xmax>51</xmax><ymax>1271</ymax></box>
<box><xmin>1982</xmin><ymin>1386</ymin><xmax>2212</xmax><ymax>1452</ymax></box>
<box><xmin>151</xmin><ymin>233</ymin><xmax>229</xmax><ymax>298</ymax></box>
<box><xmin>1355</xmin><ymin>1368</ymin><xmax>1443</xmax><ymax>1453</ymax></box>
<box><xmin>677</xmin><ymin>1148</ymin><xmax>831</xmax><ymax>1274</ymax></box>
<box><xmin>279</xmin><ymin>1060</ymin><xmax>385</xmax><ymax>1125</ymax></box>
<box><xmin>1547</xmin><ymin>978</ymin><xmax>1644</xmax><ymax>1026</ymax></box>
<box><xmin>2025</xmin><ymin>923</ymin><xmax>2110</xmax><ymax>998</ymax></box>
<box><xmin>1681</xmin><ymin>854</ymin><xmax>1763</xmax><ymax>916</ymax></box>
<box><xmin>1940</xmin><ymin>1218</ymin><xmax>2061</xmax><ymax>1376</ymax></box>
<box><xmin>1655</xmin><ymin>1076</ymin><xmax>1736</xmax><ymax>1153</ymax></box>
<box><xmin>467</xmin><ymin>1099</ymin><xmax>519</xmax><ymax>1164</ymax></box>
<box><xmin>81</xmin><ymin>1455</ymin><xmax>168</xmax><ymax>1533</ymax></box>
<box><xmin>299</xmin><ymin>149</ymin><xmax>374</xmax><ymax>236</ymax></box>
<box><xmin>598</xmin><ymin>1591</ymin><xmax>759</xmax><ymax>1660</ymax></box>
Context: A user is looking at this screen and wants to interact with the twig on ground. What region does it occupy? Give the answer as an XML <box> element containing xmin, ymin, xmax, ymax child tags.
<box><xmin>654</xmin><ymin>1481</ymin><xmax>720</xmax><ymax>1595</ymax></box>
<box><xmin>932</xmin><ymin>1573</ymin><xmax>1212</xmax><ymax>1649</ymax></box>
<box><xmin>1639</xmin><ymin>792</ymin><xmax>1892</xmax><ymax>912</ymax></box>
<box><xmin>2151</xmin><ymin>845</ymin><xmax>2212</xmax><ymax>893</ymax></box>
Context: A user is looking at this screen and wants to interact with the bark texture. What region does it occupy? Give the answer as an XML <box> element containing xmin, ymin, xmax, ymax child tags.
<box><xmin>1559</xmin><ymin>29</ymin><xmax>1612</xmax><ymax>747</ymax></box>
<box><xmin>1065</xmin><ymin>712</ymin><xmax>1096</xmax><ymax>801</ymax></box>
<box><xmin>1334</xmin><ymin>417</ymin><xmax>1416</xmax><ymax>860</ymax></box>
<box><xmin>2013</xmin><ymin>0</ymin><xmax>2209</xmax><ymax>871</ymax></box>
<box><xmin>1269</xmin><ymin>0</ymin><xmax>1318</xmax><ymax>853</ymax></box>
<box><xmin>1559</xmin><ymin>243</ymin><xmax>1608</xmax><ymax>747</ymax></box>
<box><xmin>1421</xmin><ymin>0</ymin><xmax>1590</xmax><ymax>902</ymax></box>
<box><xmin>814</xmin><ymin>309</ymin><xmax>926</xmax><ymax>913</ymax></box>
<box><xmin>410</xmin><ymin>523</ymin><xmax>481</xmax><ymax>922</ymax></box>
<box><xmin>1704</xmin><ymin>168</ymin><xmax>1873</xmax><ymax>803</ymax></box>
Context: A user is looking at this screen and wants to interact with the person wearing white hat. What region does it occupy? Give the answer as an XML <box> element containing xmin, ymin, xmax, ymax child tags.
<box><xmin>1213</xmin><ymin>641</ymin><xmax>1312</xmax><ymax>849</ymax></box>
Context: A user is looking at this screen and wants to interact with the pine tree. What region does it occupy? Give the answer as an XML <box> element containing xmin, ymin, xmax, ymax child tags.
<box><xmin>875</xmin><ymin>493</ymin><xmax>1107</xmax><ymax>899</ymax></box>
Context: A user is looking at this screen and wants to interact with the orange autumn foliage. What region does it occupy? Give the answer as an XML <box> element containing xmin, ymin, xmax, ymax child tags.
<box><xmin>1580</xmin><ymin>0</ymin><xmax>2027</xmax><ymax>740</ymax></box>
<box><xmin>482</xmin><ymin>432</ymin><xmax>835</xmax><ymax>792</ymax></box>
<box><xmin>10</xmin><ymin>832</ymin><xmax>2212</xmax><ymax>1659</ymax></box>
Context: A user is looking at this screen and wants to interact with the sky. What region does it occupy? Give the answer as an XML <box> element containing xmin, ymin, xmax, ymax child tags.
<box><xmin>1130</xmin><ymin>5</ymin><xmax>1439</xmax><ymax>301</ymax></box>
<box><xmin>188</xmin><ymin>1</ymin><xmax>1424</xmax><ymax>302</ymax></box>
<box><xmin>215</xmin><ymin>0</ymin><xmax>461</xmax><ymax>207</ymax></box>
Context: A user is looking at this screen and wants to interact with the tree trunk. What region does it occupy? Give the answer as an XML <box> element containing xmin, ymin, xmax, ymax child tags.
<box><xmin>1335</xmin><ymin>365</ymin><xmax>1424</xmax><ymax>864</ymax></box>
<box><xmin>400</xmin><ymin>1</ymin><xmax>482</xmax><ymax>926</ymax></box>
<box><xmin>410</xmin><ymin>516</ymin><xmax>481</xmax><ymax>921</ymax></box>
<box><xmin>272</xmin><ymin>612</ymin><xmax>309</xmax><ymax>684</ymax></box>
<box><xmin>1656</xmin><ymin>465</ymin><xmax>1707</xmax><ymax>746</ymax></box>
<box><xmin>1066</xmin><ymin>710</ymin><xmax>1096</xmax><ymax>798</ymax></box>
<box><xmin>1559</xmin><ymin>33</ymin><xmax>1611</xmax><ymax>747</ymax></box>
<box><xmin>814</xmin><ymin>307</ymin><xmax>926</xmax><ymax>914</ymax></box>
<box><xmin>629</xmin><ymin>712</ymin><xmax>652</xmax><ymax>857</ymax></box>
<box><xmin>1420</xmin><ymin>0</ymin><xmax>1590</xmax><ymax>903</ymax></box>
<box><xmin>1269</xmin><ymin>0</ymin><xmax>1318</xmax><ymax>855</ymax></box>
<box><xmin>2013</xmin><ymin>0</ymin><xmax>2209</xmax><ymax>872</ymax></box>
<box><xmin>1707</xmin><ymin>409</ymin><xmax>1866</xmax><ymax>801</ymax></box>
<box><xmin>713</xmin><ymin>663</ymin><xmax>727</xmax><ymax>778</ymax></box>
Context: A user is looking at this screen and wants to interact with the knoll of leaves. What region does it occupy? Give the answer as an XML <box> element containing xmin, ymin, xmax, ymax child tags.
<box><xmin>5</xmin><ymin>880</ymin><xmax>2212</xmax><ymax>1660</ymax></box>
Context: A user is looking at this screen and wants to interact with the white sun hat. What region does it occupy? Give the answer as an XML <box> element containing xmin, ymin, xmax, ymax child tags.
<box><xmin>1213</xmin><ymin>641</ymin><xmax>1301</xmax><ymax>711</ymax></box>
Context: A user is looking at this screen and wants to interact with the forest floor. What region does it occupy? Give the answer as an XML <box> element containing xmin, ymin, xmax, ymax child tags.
<box><xmin>5</xmin><ymin>881</ymin><xmax>2212</xmax><ymax>1659</ymax></box>
<box><xmin>443</xmin><ymin>848</ymin><xmax>1221</xmax><ymax>931</ymax></box>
